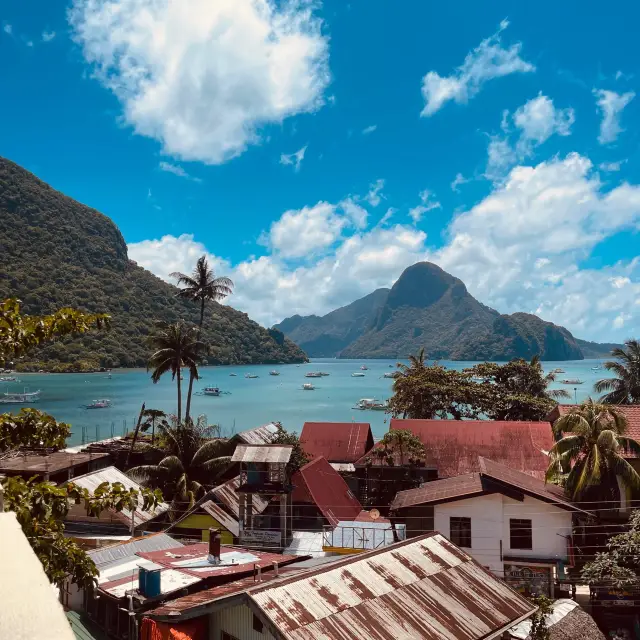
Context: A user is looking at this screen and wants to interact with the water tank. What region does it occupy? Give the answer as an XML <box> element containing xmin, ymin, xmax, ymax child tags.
<box><xmin>145</xmin><ymin>569</ymin><xmax>162</xmax><ymax>598</ymax></box>
<box><xmin>138</xmin><ymin>566</ymin><xmax>147</xmax><ymax>594</ymax></box>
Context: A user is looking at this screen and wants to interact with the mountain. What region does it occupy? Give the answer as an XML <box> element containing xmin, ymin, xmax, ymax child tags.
<box><xmin>276</xmin><ymin>262</ymin><xmax>616</xmax><ymax>361</ymax></box>
<box><xmin>575</xmin><ymin>339</ymin><xmax>622</xmax><ymax>359</ymax></box>
<box><xmin>276</xmin><ymin>288</ymin><xmax>389</xmax><ymax>357</ymax></box>
<box><xmin>0</xmin><ymin>157</ymin><xmax>307</xmax><ymax>370</ymax></box>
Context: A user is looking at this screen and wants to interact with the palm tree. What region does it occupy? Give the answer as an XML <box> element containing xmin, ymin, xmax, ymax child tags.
<box><xmin>397</xmin><ymin>347</ymin><xmax>427</xmax><ymax>375</ymax></box>
<box><xmin>595</xmin><ymin>339</ymin><xmax>640</xmax><ymax>404</ymax></box>
<box><xmin>141</xmin><ymin>408</ymin><xmax>166</xmax><ymax>446</ymax></box>
<box><xmin>148</xmin><ymin>321</ymin><xmax>203</xmax><ymax>422</ymax></box>
<box><xmin>128</xmin><ymin>418</ymin><xmax>232</xmax><ymax>517</ymax></box>
<box><xmin>546</xmin><ymin>398</ymin><xmax>640</xmax><ymax>502</ymax></box>
<box><xmin>170</xmin><ymin>256</ymin><xmax>234</xmax><ymax>423</ymax></box>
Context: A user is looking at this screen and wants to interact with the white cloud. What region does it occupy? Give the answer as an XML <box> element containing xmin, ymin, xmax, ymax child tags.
<box><xmin>362</xmin><ymin>125</ymin><xmax>377</xmax><ymax>135</ymax></box>
<box><xmin>599</xmin><ymin>161</ymin><xmax>623</xmax><ymax>172</ymax></box>
<box><xmin>42</xmin><ymin>31</ymin><xmax>56</xmax><ymax>42</ymax></box>
<box><xmin>159</xmin><ymin>161</ymin><xmax>202</xmax><ymax>182</ymax></box>
<box><xmin>3</xmin><ymin>24</ymin><xmax>12</xmax><ymax>35</ymax></box>
<box><xmin>378</xmin><ymin>207</ymin><xmax>396</xmax><ymax>227</ymax></box>
<box><xmin>613</xmin><ymin>312</ymin><xmax>631</xmax><ymax>329</ymax></box>
<box><xmin>487</xmin><ymin>94</ymin><xmax>574</xmax><ymax>179</ymax></box>
<box><xmin>364</xmin><ymin>179</ymin><xmax>385</xmax><ymax>207</ymax></box>
<box><xmin>409</xmin><ymin>189</ymin><xmax>441</xmax><ymax>223</ymax></box>
<box><xmin>25</xmin><ymin>40</ymin><xmax>33</xmax><ymax>47</ymax></box>
<box><xmin>420</xmin><ymin>19</ymin><xmax>534</xmax><ymax>116</ymax></box>
<box><xmin>594</xmin><ymin>89</ymin><xmax>635</xmax><ymax>144</ymax></box>
<box><xmin>451</xmin><ymin>173</ymin><xmax>469</xmax><ymax>192</ymax></box>
<box><xmin>280</xmin><ymin>145</ymin><xmax>307</xmax><ymax>172</ymax></box>
<box><xmin>69</xmin><ymin>0</ymin><xmax>330</xmax><ymax>165</ymax></box>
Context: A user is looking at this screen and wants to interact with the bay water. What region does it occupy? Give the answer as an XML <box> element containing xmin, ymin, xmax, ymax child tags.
<box><xmin>3</xmin><ymin>358</ymin><xmax>611</xmax><ymax>446</ymax></box>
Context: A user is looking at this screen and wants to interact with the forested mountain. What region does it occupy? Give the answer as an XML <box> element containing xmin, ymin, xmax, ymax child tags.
<box><xmin>0</xmin><ymin>157</ymin><xmax>307</xmax><ymax>370</ymax></box>
<box><xmin>276</xmin><ymin>262</ymin><xmax>618</xmax><ymax>361</ymax></box>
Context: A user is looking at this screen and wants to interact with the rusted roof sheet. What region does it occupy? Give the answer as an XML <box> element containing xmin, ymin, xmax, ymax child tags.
<box><xmin>67</xmin><ymin>466</ymin><xmax>170</xmax><ymax>526</ymax></box>
<box><xmin>231</xmin><ymin>444</ymin><xmax>292</xmax><ymax>464</ymax></box>
<box><xmin>391</xmin><ymin>473</ymin><xmax>484</xmax><ymax>510</ymax></box>
<box><xmin>233</xmin><ymin>423</ymin><xmax>280</xmax><ymax>445</ymax></box>
<box><xmin>201</xmin><ymin>502</ymin><xmax>242</xmax><ymax>537</ymax></box>
<box><xmin>357</xmin><ymin>419</ymin><xmax>553</xmax><ymax>478</ymax></box>
<box><xmin>548</xmin><ymin>404</ymin><xmax>640</xmax><ymax>455</ymax></box>
<box><xmin>0</xmin><ymin>450</ymin><xmax>110</xmax><ymax>475</ymax></box>
<box><xmin>300</xmin><ymin>422</ymin><xmax>374</xmax><ymax>463</ymax></box>
<box><xmin>211</xmin><ymin>475</ymin><xmax>269</xmax><ymax>515</ymax></box>
<box><xmin>249</xmin><ymin>532</ymin><xmax>536</xmax><ymax>640</ymax></box>
<box><xmin>291</xmin><ymin>457</ymin><xmax>362</xmax><ymax>527</ymax></box>
<box><xmin>88</xmin><ymin>533</ymin><xmax>182</xmax><ymax>567</ymax></box>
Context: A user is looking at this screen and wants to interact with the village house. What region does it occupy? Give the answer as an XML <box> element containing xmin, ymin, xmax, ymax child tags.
<box><xmin>229</xmin><ymin>423</ymin><xmax>280</xmax><ymax>448</ymax></box>
<box><xmin>142</xmin><ymin>532</ymin><xmax>538</xmax><ymax>640</ymax></box>
<box><xmin>390</xmin><ymin>456</ymin><xmax>592</xmax><ymax>597</ymax></box>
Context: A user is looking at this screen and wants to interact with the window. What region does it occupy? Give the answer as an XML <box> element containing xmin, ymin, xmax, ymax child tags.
<box><xmin>510</xmin><ymin>519</ymin><xmax>533</xmax><ymax>550</ymax></box>
<box><xmin>449</xmin><ymin>517</ymin><xmax>471</xmax><ymax>548</ymax></box>
<box><xmin>253</xmin><ymin>614</ymin><xmax>264</xmax><ymax>633</ymax></box>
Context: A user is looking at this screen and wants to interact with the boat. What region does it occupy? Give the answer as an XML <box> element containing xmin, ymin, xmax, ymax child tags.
<box><xmin>551</xmin><ymin>368</ymin><xmax>565</xmax><ymax>374</ymax></box>
<box><xmin>351</xmin><ymin>372</ymin><xmax>366</xmax><ymax>377</ymax></box>
<box><xmin>305</xmin><ymin>372</ymin><xmax>322</xmax><ymax>378</ymax></box>
<box><xmin>229</xmin><ymin>373</ymin><xmax>237</xmax><ymax>376</ymax></box>
<box><xmin>318</xmin><ymin>372</ymin><xmax>330</xmax><ymax>376</ymax></box>
<box><xmin>2</xmin><ymin>389</ymin><xmax>41</xmax><ymax>404</ymax></box>
<box><xmin>86</xmin><ymin>399</ymin><xmax>111</xmax><ymax>409</ymax></box>
<box><xmin>353</xmin><ymin>398</ymin><xmax>388</xmax><ymax>411</ymax></box>
<box><xmin>269</xmin><ymin>370</ymin><xmax>280</xmax><ymax>376</ymax></box>
<box><xmin>302</xmin><ymin>383</ymin><xmax>315</xmax><ymax>390</ymax></box>
<box><xmin>203</xmin><ymin>386</ymin><xmax>221</xmax><ymax>396</ymax></box>
<box><xmin>591</xmin><ymin>366</ymin><xmax>601</xmax><ymax>371</ymax></box>
<box><xmin>383</xmin><ymin>371</ymin><xmax>399</xmax><ymax>379</ymax></box>
<box><xmin>0</xmin><ymin>376</ymin><xmax>18</xmax><ymax>382</ymax></box>
<box><xmin>561</xmin><ymin>379</ymin><xmax>584</xmax><ymax>385</ymax></box>
<box><xmin>245</xmin><ymin>373</ymin><xmax>259</xmax><ymax>379</ymax></box>
<box><xmin>360</xmin><ymin>365</ymin><xmax>368</xmax><ymax>370</ymax></box>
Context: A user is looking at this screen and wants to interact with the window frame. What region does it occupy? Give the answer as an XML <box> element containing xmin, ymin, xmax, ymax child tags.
<box><xmin>509</xmin><ymin>518</ymin><xmax>533</xmax><ymax>550</ymax></box>
<box><xmin>449</xmin><ymin>516</ymin><xmax>472</xmax><ymax>548</ymax></box>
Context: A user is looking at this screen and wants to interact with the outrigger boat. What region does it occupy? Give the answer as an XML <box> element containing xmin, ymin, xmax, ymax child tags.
<box><xmin>561</xmin><ymin>379</ymin><xmax>584</xmax><ymax>385</ymax></box>
<box><xmin>351</xmin><ymin>372</ymin><xmax>366</xmax><ymax>377</ymax></box>
<box><xmin>86</xmin><ymin>399</ymin><xmax>111</xmax><ymax>409</ymax></box>
<box><xmin>360</xmin><ymin>365</ymin><xmax>368</xmax><ymax>370</ymax></box>
<box><xmin>305</xmin><ymin>372</ymin><xmax>322</xmax><ymax>378</ymax></box>
<box><xmin>383</xmin><ymin>371</ymin><xmax>399</xmax><ymax>379</ymax></box>
<box><xmin>2</xmin><ymin>388</ymin><xmax>41</xmax><ymax>404</ymax></box>
<box><xmin>353</xmin><ymin>398</ymin><xmax>388</xmax><ymax>411</ymax></box>
<box><xmin>203</xmin><ymin>387</ymin><xmax>221</xmax><ymax>396</ymax></box>
<box><xmin>302</xmin><ymin>383</ymin><xmax>315</xmax><ymax>390</ymax></box>
<box><xmin>269</xmin><ymin>370</ymin><xmax>280</xmax><ymax>376</ymax></box>
<box><xmin>245</xmin><ymin>373</ymin><xmax>259</xmax><ymax>379</ymax></box>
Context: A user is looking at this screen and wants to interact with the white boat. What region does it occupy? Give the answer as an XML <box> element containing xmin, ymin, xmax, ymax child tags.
<box><xmin>2</xmin><ymin>389</ymin><xmax>41</xmax><ymax>404</ymax></box>
<box><xmin>86</xmin><ymin>399</ymin><xmax>111</xmax><ymax>409</ymax></box>
<box><xmin>269</xmin><ymin>370</ymin><xmax>280</xmax><ymax>376</ymax></box>
<box><xmin>305</xmin><ymin>372</ymin><xmax>322</xmax><ymax>378</ymax></box>
<box><xmin>229</xmin><ymin>373</ymin><xmax>237</xmax><ymax>376</ymax></box>
<box><xmin>302</xmin><ymin>383</ymin><xmax>315</xmax><ymax>390</ymax></box>
<box><xmin>383</xmin><ymin>371</ymin><xmax>399</xmax><ymax>379</ymax></box>
<box><xmin>203</xmin><ymin>386</ymin><xmax>221</xmax><ymax>396</ymax></box>
<box><xmin>0</xmin><ymin>376</ymin><xmax>18</xmax><ymax>382</ymax></box>
<box><xmin>561</xmin><ymin>379</ymin><xmax>584</xmax><ymax>385</ymax></box>
<box><xmin>360</xmin><ymin>365</ymin><xmax>368</xmax><ymax>370</ymax></box>
<box><xmin>353</xmin><ymin>398</ymin><xmax>388</xmax><ymax>411</ymax></box>
<box><xmin>351</xmin><ymin>372</ymin><xmax>366</xmax><ymax>377</ymax></box>
<box><xmin>551</xmin><ymin>368</ymin><xmax>565</xmax><ymax>374</ymax></box>
<box><xmin>245</xmin><ymin>373</ymin><xmax>259</xmax><ymax>379</ymax></box>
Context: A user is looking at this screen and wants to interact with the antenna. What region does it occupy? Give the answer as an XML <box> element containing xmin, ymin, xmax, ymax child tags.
<box><xmin>369</xmin><ymin>509</ymin><xmax>380</xmax><ymax>521</ymax></box>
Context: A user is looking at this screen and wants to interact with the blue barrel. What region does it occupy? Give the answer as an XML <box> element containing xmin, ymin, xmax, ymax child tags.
<box><xmin>138</xmin><ymin>566</ymin><xmax>147</xmax><ymax>594</ymax></box>
<box><xmin>145</xmin><ymin>568</ymin><xmax>162</xmax><ymax>598</ymax></box>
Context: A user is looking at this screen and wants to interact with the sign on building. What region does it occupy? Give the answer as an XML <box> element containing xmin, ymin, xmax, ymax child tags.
<box><xmin>240</xmin><ymin>530</ymin><xmax>282</xmax><ymax>546</ymax></box>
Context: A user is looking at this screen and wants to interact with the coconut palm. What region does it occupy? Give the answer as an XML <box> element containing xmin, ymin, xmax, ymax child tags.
<box><xmin>546</xmin><ymin>398</ymin><xmax>640</xmax><ymax>502</ymax></box>
<box><xmin>148</xmin><ymin>321</ymin><xmax>203</xmax><ymax>423</ymax></box>
<box><xmin>397</xmin><ymin>347</ymin><xmax>427</xmax><ymax>375</ymax></box>
<box><xmin>128</xmin><ymin>418</ymin><xmax>231</xmax><ymax>517</ymax></box>
<box><xmin>141</xmin><ymin>408</ymin><xmax>166</xmax><ymax>446</ymax></box>
<box><xmin>595</xmin><ymin>339</ymin><xmax>640</xmax><ymax>404</ymax></box>
<box><xmin>170</xmin><ymin>256</ymin><xmax>234</xmax><ymax>422</ymax></box>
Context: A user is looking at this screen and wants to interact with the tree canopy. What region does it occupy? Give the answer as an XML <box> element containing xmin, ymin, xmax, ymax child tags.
<box><xmin>595</xmin><ymin>339</ymin><xmax>640</xmax><ymax>404</ymax></box>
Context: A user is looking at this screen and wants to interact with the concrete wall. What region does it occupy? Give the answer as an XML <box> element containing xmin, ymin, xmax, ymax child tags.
<box><xmin>210</xmin><ymin>604</ymin><xmax>278</xmax><ymax>640</ymax></box>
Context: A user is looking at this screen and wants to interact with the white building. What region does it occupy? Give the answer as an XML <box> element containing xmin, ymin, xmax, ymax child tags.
<box><xmin>391</xmin><ymin>456</ymin><xmax>591</xmax><ymax>596</ymax></box>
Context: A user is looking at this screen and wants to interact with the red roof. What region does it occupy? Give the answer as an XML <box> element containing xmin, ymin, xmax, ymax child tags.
<box><xmin>300</xmin><ymin>422</ymin><xmax>374</xmax><ymax>463</ymax></box>
<box><xmin>548</xmin><ymin>404</ymin><xmax>640</xmax><ymax>443</ymax></box>
<box><xmin>291</xmin><ymin>456</ymin><xmax>362</xmax><ymax>526</ymax></box>
<box><xmin>357</xmin><ymin>418</ymin><xmax>553</xmax><ymax>478</ymax></box>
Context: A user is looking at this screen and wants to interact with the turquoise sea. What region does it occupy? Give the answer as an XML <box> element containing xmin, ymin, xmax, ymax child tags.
<box><xmin>3</xmin><ymin>358</ymin><xmax>612</xmax><ymax>446</ymax></box>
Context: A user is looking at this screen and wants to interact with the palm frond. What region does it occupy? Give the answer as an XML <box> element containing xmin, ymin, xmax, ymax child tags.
<box><xmin>609</xmin><ymin>454</ymin><xmax>640</xmax><ymax>493</ymax></box>
<box><xmin>197</xmin><ymin>456</ymin><xmax>232</xmax><ymax>478</ymax></box>
<box><xmin>617</xmin><ymin>436</ymin><xmax>640</xmax><ymax>457</ymax></box>
<box><xmin>191</xmin><ymin>440</ymin><xmax>232</xmax><ymax>467</ymax></box>
<box><xmin>127</xmin><ymin>464</ymin><xmax>171</xmax><ymax>485</ymax></box>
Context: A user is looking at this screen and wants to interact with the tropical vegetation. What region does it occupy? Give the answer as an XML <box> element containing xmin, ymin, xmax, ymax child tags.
<box><xmin>546</xmin><ymin>399</ymin><xmax>640</xmax><ymax>501</ymax></box>
<box><xmin>170</xmin><ymin>256</ymin><xmax>234</xmax><ymax>422</ymax></box>
<box><xmin>128</xmin><ymin>416</ymin><xmax>232</xmax><ymax>517</ymax></box>
<box><xmin>595</xmin><ymin>339</ymin><xmax>640</xmax><ymax>404</ymax></box>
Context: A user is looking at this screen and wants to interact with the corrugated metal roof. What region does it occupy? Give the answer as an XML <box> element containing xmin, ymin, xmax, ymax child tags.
<box><xmin>68</xmin><ymin>466</ymin><xmax>169</xmax><ymax>526</ymax></box>
<box><xmin>249</xmin><ymin>532</ymin><xmax>536</xmax><ymax>640</ymax></box>
<box><xmin>357</xmin><ymin>419</ymin><xmax>553</xmax><ymax>478</ymax></box>
<box><xmin>233</xmin><ymin>423</ymin><xmax>280</xmax><ymax>445</ymax></box>
<box><xmin>88</xmin><ymin>533</ymin><xmax>182</xmax><ymax>567</ymax></box>
<box><xmin>291</xmin><ymin>457</ymin><xmax>362</xmax><ymax>527</ymax></box>
<box><xmin>300</xmin><ymin>422</ymin><xmax>374</xmax><ymax>463</ymax></box>
<box><xmin>391</xmin><ymin>473</ymin><xmax>484</xmax><ymax>510</ymax></box>
<box><xmin>231</xmin><ymin>444</ymin><xmax>293</xmax><ymax>464</ymax></box>
<box><xmin>548</xmin><ymin>404</ymin><xmax>640</xmax><ymax>455</ymax></box>
<box><xmin>0</xmin><ymin>450</ymin><xmax>110</xmax><ymax>475</ymax></box>
<box><xmin>201</xmin><ymin>502</ymin><xmax>242</xmax><ymax>537</ymax></box>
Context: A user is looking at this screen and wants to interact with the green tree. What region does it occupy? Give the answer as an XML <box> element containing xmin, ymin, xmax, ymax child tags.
<box><xmin>128</xmin><ymin>416</ymin><xmax>231</xmax><ymax>517</ymax></box>
<box><xmin>595</xmin><ymin>339</ymin><xmax>640</xmax><ymax>404</ymax></box>
<box><xmin>0</xmin><ymin>297</ymin><xmax>109</xmax><ymax>367</ymax></box>
<box><xmin>529</xmin><ymin>596</ymin><xmax>553</xmax><ymax>640</ymax></box>
<box><xmin>369</xmin><ymin>429</ymin><xmax>427</xmax><ymax>467</ymax></box>
<box><xmin>148</xmin><ymin>321</ymin><xmax>203</xmax><ymax>423</ymax></box>
<box><xmin>1</xmin><ymin>476</ymin><xmax>162</xmax><ymax>589</ymax></box>
<box><xmin>170</xmin><ymin>256</ymin><xmax>233</xmax><ymax>423</ymax></box>
<box><xmin>546</xmin><ymin>399</ymin><xmax>640</xmax><ymax>501</ymax></box>
<box><xmin>582</xmin><ymin>509</ymin><xmax>640</xmax><ymax>588</ymax></box>
<box><xmin>269</xmin><ymin>423</ymin><xmax>310</xmax><ymax>475</ymax></box>
<box><xmin>141</xmin><ymin>408</ymin><xmax>167</xmax><ymax>446</ymax></box>
<box><xmin>0</xmin><ymin>409</ymin><xmax>71</xmax><ymax>452</ymax></box>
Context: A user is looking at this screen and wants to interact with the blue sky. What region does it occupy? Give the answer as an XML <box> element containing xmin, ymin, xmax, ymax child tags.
<box><xmin>1</xmin><ymin>0</ymin><xmax>639</xmax><ymax>342</ymax></box>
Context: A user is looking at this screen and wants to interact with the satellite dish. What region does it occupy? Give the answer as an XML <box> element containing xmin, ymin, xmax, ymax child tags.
<box><xmin>369</xmin><ymin>509</ymin><xmax>380</xmax><ymax>521</ymax></box>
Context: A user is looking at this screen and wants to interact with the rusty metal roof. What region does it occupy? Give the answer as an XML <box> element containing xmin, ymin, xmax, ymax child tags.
<box><xmin>88</xmin><ymin>533</ymin><xmax>182</xmax><ymax>567</ymax></box>
<box><xmin>67</xmin><ymin>466</ymin><xmax>170</xmax><ymax>526</ymax></box>
<box><xmin>0</xmin><ymin>450</ymin><xmax>110</xmax><ymax>475</ymax></box>
<box><xmin>233</xmin><ymin>423</ymin><xmax>280</xmax><ymax>445</ymax></box>
<box><xmin>231</xmin><ymin>444</ymin><xmax>292</xmax><ymax>464</ymax></box>
<box><xmin>249</xmin><ymin>532</ymin><xmax>536</xmax><ymax>640</ymax></box>
<box><xmin>300</xmin><ymin>422</ymin><xmax>374</xmax><ymax>463</ymax></box>
<box><xmin>291</xmin><ymin>457</ymin><xmax>362</xmax><ymax>527</ymax></box>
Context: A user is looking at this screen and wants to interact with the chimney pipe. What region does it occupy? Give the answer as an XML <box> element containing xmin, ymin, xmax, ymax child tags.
<box><xmin>208</xmin><ymin>528</ymin><xmax>221</xmax><ymax>564</ymax></box>
<box><xmin>257</xmin><ymin>565</ymin><xmax>262</xmax><ymax>582</ymax></box>
<box><xmin>273</xmin><ymin>561</ymin><xmax>279</xmax><ymax>576</ymax></box>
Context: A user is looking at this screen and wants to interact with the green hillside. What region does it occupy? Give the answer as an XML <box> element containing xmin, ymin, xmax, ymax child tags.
<box><xmin>0</xmin><ymin>157</ymin><xmax>307</xmax><ymax>370</ymax></box>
